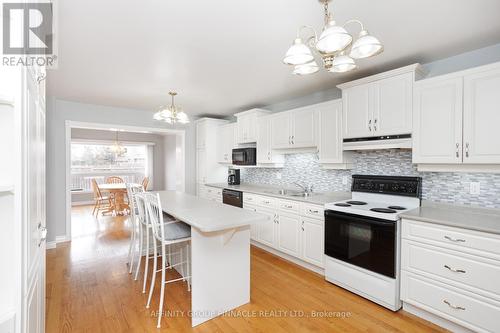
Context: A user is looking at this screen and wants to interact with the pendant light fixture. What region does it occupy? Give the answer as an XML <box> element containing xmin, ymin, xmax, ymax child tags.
<box><xmin>283</xmin><ymin>0</ymin><xmax>383</xmax><ymax>75</ymax></box>
<box><xmin>153</xmin><ymin>91</ymin><xmax>190</xmax><ymax>124</ymax></box>
<box><xmin>111</xmin><ymin>130</ymin><xmax>126</xmax><ymax>155</ymax></box>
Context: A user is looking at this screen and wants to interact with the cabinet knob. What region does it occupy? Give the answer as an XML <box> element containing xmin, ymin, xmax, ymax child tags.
<box><xmin>455</xmin><ymin>143</ymin><xmax>460</xmax><ymax>158</ymax></box>
<box><xmin>465</xmin><ymin>142</ymin><xmax>470</xmax><ymax>158</ymax></box>
<box><xmin>368</xmin><ymin>119</ymin><xmax>372</xmax><ymax>131</ymax></box>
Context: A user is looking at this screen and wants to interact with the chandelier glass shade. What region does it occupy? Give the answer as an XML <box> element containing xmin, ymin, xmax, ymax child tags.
<box><xmin>153</xmin><ymin>92</ymin><xmax>190</xmax><ymax>124</ymax></box>
<box><xmin>111</xmin><ymin>131</ymin><xmax>126</xmax><ymax>155</ymax></box>
<box><xmin>283</xmin><ymin>0</ymin><xmax>383</xmax><ymax>75</ymax></box>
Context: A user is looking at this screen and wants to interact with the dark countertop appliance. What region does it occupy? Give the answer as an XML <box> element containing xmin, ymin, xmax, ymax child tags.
<box><xmin>228</xmin><ymin>169</ymin><xmax>240</xmax><ymax>185</ymax></box>
<box><xmin>232</xmin><ymin>147</ymin><xmax>256</xmax><ymax>166</ymax></box>
<box><xmin>222</xmin><ymin>189</ymin><xmax>243</xmax><ymax>208</ymax></box>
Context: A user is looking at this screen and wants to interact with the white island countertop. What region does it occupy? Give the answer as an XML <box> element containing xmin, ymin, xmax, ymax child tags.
<box><xmin>156</xmin><ymin>190</ymin><xmax>267</xmax><ymax>233</ymax></box>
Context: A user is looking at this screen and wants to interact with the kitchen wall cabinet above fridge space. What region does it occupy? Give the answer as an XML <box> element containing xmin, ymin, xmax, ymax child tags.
<box><xmin>217</xmin><ymin>123</ymin><xmax>236</xmax><ymax>164</ymax></box>
<box><xmin>413</xmin><ymin>61</ymin><xmax>500</xmax><ymax>172</ymax></box>
<box><xmin>234</xmin><ymin>108</ymin><xmax>270</xmax><ymax>144</ymax></box>
<box><xmin>337</xmin><ymin>64</ymin><xmax>426</xmax><ymax>149</ymax></box>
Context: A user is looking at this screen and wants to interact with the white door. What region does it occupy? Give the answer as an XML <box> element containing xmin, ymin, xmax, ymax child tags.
<box><xmin>291</xmin><ymin>108</ymin><xmax>317</xmax><ymax>148</ymax></box>
<box><xmin>319</xmin><ymin>100</ymin><xmax>343</xmax><ymax>164</ymax></box>
<box><xmin>373</xmin><ymin>73</ymin><xmax>413</xmax><ymax>136</ymax></box>
<box><xmin>25</xmin><ymin>67</ymin><xmax>47</xmax><ymax>333</ymax></box>
<box><xmin>256</xmin><ymin>207</ymin><xmax>275</xmax><ymax>248</ymax></box>
<box><xmin>276</xmin><ymin>213</ymin><xmax>301</xmax><ymax>257</ymax></box>
<box><xmin>256</xmin><ymin>117</ymin><xmax>270</xmax><ymax>164</ymax></box>
<box><xmin>270</xmin><ymin>113</ymin><xmax>291</xmax><ymax>149</ymax></box>
<box><xmin>412</xmin><ymin>77</ymin><xmax>463</xmax><ymax>164</ymax></box>
<box><xmin>463</xmin><ymin>68</ymin><xmax>500</xmax><ymax>164</ymax></box>
<box><xmin>301</xmin><ymin>217</ymin><xmax>324</xmax><ymax>267</ymax></box>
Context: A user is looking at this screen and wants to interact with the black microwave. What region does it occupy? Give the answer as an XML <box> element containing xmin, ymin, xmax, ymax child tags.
<box><xmin>232</xmin><ymin>148</ymin><xmax>256</xmax><ymax>166</ymax></box>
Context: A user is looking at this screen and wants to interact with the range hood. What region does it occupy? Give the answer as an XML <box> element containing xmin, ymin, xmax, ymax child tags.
<box><xmin>343</xmin><ymin>134</ymin><xmax>412</xmax><ymax>151</ymax></box>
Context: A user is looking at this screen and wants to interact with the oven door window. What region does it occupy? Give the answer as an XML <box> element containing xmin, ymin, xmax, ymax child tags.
<box><xmin>325</xmin><ymin>210</ymin><xmax>396</xmax><ymax>278</ymax></box>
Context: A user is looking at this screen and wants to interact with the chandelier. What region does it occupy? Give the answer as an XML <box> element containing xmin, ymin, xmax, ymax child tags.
<box><xmin>153</xmin><ymin>91</ymin><xmax>190</xmax><ymax>124</ymax></box>
<box><xmin>283</xmin><ymin>0</ymin><xmax>383</xmax><ymax>75</ymax></box>
<box><xmin>111</xmin><ymin>130</ymin><xmax>126</xmax><ymax>155</ymax></box>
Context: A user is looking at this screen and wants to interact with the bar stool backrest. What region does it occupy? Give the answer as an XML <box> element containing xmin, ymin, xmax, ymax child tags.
<box><xmin>143</xmin><ymin>192</ymin><xmax>165</xmax><ymax>243</ymax></box>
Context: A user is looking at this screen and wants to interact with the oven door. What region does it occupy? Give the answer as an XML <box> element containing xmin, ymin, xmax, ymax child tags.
<box><xmin>324</xmin><ymin>210</ymin><xmax>396</xmax><ymax>278</ymax></box>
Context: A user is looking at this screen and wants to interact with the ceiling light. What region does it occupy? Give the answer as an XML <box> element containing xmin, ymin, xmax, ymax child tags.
<box><xmin>329</xmin><ymin>53</ymin><xmax>357</xmax><ymax>73</ymax></box>
<box><xmin>283</xmin><ymin>0</ymin><xmax>383</xmax><ymax>75</ymax></box>
<box><xmin>153</xmin><ymin>91</ymin><xmax>190</xmax><ymax>125</ymax></box>
<box><xmin>283</xmin><ymin>38</ymin><xmax>314</xmax><ymax>65</ymax></box>
<box><xmin>350</xmin><ymin>30</ymin><xmax>383</xmax><ymax>59</ymax></box>
<box><xmin>293</xmin><ymin>61</ymin><xmax>319</xmax><ymax>75</ymax></box>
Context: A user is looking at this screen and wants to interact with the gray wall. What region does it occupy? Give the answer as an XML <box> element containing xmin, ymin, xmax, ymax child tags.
<box><xmin>46</xmin><ymin>98</ymin><xmax>196</xmax><ymax>242</ymax></box>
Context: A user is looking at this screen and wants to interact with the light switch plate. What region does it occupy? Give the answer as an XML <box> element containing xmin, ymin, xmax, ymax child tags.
<box><xmin>342</xmin><ymin>176</ymin><xmax>348</xmax><ymax>185</ymax></box>
<box><xmin>470</xmin><ymin>182</ymin><xmax>480</xmax><ymax>195</ymax></box>
<box><xmin>276</xmin><ymin>172</ymin><xmax>282</xmax><ymax>180</ymax></box>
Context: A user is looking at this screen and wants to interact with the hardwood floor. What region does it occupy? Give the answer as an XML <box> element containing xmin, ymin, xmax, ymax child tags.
<box><xmin>46</xmin><ymin>205</ymin><xmax>447</xmax><ymax>332</ymax></box>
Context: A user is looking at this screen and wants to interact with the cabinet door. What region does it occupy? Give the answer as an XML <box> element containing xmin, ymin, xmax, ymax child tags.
<box><xmin>291</xmin><ymin>108</ymin><xmax>317</xmax><ymax>148</ymax></box>
<box><xmin>256</xmin><ymin>207</ymin><xmax>276</xmax><ymax>248</ymax></box>
<box><xmin>256</xmin><ymin>117</ymin><xmax>270</xmax><ymax>163</ymax></box>
<box><xmin>196</xmin><ymin>149</ymin><xmax>207</xmax><ymax>184</ymax></box>
<box><xmin>343</xmin><ymin>85</ymin><xmax>372</xmax><ymax>138</ymax></box>
<box><xmin>319</xmin><ymin>100</ymin><xmax>343</xmax><ymax>164</ymax></box>
<box><xmin>237</xmin><ymin>114</ymin><xmax>252</xmax><ymax>143</ymax></box>
<box><xmin>276</xmin><ymin>213</ymin><xmax>301</xmax><ymax>257</ymax></box>
<box><xmin>271</xmin><ymin>112</ymin><xmax>292</xmax><ymax>149</ymax></box>
<box><xmin>217</xmin><ymin>124</ymin><xmax>234</xmax><ymax>163</ymax></box>
<box><xmin>373</xmin><ymin>73</ymin><xmax>413</xmax><ymax>136</ymax></box>
<box><xmin>243</xmin><ymin>205</ymin><xmax>259</xmax><ymax>240</ymax></box>
<box><xmin>301</xmin><ymin>217</ymin><xmax>324</xmax><ymax>267</ymax></box>
<box><xmin>196</xmin><ymin>122</ymin><xmax>206</xmax><ymax>149</ymax></box>
<box><xmin>412</xmin><ymin>77</ymin><xmax>463</xmax><ymax>164</ymax></box>
<box><xmin>246</xmin><ymin>114</ymin><xmax>257</xmax><ymax>142</ymax></box>
<box><xmin>463</xmin><ymin>68</ymin><xmax>500</xmax><ymax>163</ymax></box>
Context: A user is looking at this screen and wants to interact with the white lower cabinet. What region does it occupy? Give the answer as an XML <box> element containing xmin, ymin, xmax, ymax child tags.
<box><xmin>300</xmin><ymin>217</ymin><xmax>324</xmax><ymax>267</ymax></box>
<box><xmin>401</xmin><ymin>218</ymin><xmax>500</xmax><ymax>333</ymax></box>
<box><xmin>243</xmin><ymin>204</ymin><xmax>259</xmax><ymax>240</ymax></box>
<box><xmin>276</xmin><ymin>213</ymin><xmax>301</xmax><ymax>257</ymax></box>
<box><xmin>255</xmin><ymin>206</ymin><xmax>276</xmax><ymax>248</ymax></box>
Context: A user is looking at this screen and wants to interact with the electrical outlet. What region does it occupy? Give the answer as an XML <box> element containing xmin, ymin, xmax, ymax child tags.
<box><xmin>470</xmin><ymin>182</ymin><xmax>481</xmax><ymax>195</ymax></box>
<box><xmin>342</xmin><ymin>176</ymin><xmax>348</xmax><ymax>185</ymax></box>
<box><xmin>276</xmin><ymin>172</ymin><xmax>282</xmax><ymax>180</ymax></box>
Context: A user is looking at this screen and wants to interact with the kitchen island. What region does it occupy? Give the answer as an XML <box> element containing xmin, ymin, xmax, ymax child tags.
<box><xmin>156</xmin><ymin>191</ymin><xmax>267</xmax><ymax>327</ymax></box>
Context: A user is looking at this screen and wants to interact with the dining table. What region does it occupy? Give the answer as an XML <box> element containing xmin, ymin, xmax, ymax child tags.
<box><xmin>98</xmin><ymin>183</ymin><xmax>138</xmax><ymax>215</ymax></box>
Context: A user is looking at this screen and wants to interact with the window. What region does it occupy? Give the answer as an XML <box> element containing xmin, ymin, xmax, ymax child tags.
<box><xmin>71</xmin><ymin>142</ymin><xmax>148</xmax><ymax>191</ymax></box>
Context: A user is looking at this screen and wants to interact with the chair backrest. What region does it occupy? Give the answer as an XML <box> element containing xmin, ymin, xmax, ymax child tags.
<box><xmin>143</xmin><ymin>192</ymin><xmax>165</xmax><ymax>242</ymax></box>
<box><xmin>91</xmin><ymin>178</ymin><xmax>102</xmax><ymax>200</ymax></box>
<box><xmin>141</xmin><ymin>176</ymin><xmax>150</xmax><ymax>191</ymax></box>
<box><xmin>125</xmin><ymin>183</ymin><xmax>144</xmax><ymax>220</ymax></box>
<box><xmin>106</xmin><ymin>176</ymin><xmax>124</xmax><ymax>184</ymax></box>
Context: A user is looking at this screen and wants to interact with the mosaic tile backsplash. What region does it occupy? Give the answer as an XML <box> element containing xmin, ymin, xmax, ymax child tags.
<box><xmin>240</xmin><ymin>150</ymin><xmax>500</xmax><ymax>209</ymax></box>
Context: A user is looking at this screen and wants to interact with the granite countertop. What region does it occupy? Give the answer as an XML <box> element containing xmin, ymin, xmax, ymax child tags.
<box><xmin>205</xmin><ymin>183</ymin><xmax>351</xmax><ymax>205</ymax></box>
<box><xmin>156</xmin><ymin>191</ymin><xmax>267</xmax><ymax>233</ymax></box>
<box><xmin>401</xmin><ymin>201</ymin><xmax>500</xmax><ymax>235</ymax></box>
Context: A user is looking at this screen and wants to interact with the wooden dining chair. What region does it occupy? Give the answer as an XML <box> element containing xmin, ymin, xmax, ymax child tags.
<box><xmin>106</xmin><ymin>176</ymin><xmax>124</xmax><ymax>184</ymax></box>
<box><xmin>141</xmin><ymin>176</ymin><xmax>150</xmax><ymax>191</ymax></box>
<box><xmin>91</xmin><ymin>179</ymin><xmax>112</xmax><ymax>216</ymax></box>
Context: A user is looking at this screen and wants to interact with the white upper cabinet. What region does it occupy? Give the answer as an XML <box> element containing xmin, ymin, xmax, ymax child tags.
<box><xmin>463</xmin><ymin>67</ymin><xmax>500</xmax><ymax>164</ymax></box>
<box><xmin>196</xmin><ymin>118</ymin><xmax>228</xmax><ymax>189</ymax></box>
<box><xmin>413</xmin><ymin>77</ymin><xmax>463</xmax><ymax>164</ymax></box>
<box><xmin>234</xmin><ymin>109</ymin><xmax>269</xmax><ymax>144</ymax></box>
<box><xmin>196</xmin><ymin>121</ymin><xmax>207</xmax><ymax>149</ymax></box>
<box><xmin>270</xmin><ymin>107</ymin><xmax>317</xmax><ymax>149</ymax></box>
<box><xmin>413</xmin><ymin>62</ymin><xmax>500</xmax><ymax>169</ymax></box>
<box><xmin>217</xmin><ymin>123</ymin><xmax>236</xmax><ymax>164</ymax></box>
<box><xmin>338</xmin><ymin>64</ymin><xmax>425</xmax><ymax>139</ymax></box>
<box><xmin>256</xmin><ymin>116</ymin><xmax>284</xmax><ymax>165</ymax></box>
<box><xmin>375</xmin><ymin>73</ymin><xmax>413</xmax><ymax>136</ymax></box>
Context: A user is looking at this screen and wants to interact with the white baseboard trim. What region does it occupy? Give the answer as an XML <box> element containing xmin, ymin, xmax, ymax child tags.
<box><xmin>46</xmin><ymin>242</ymin><xmax>56</xmax><ymax>249</ymax></box>
<box><xmin>250</xmin><ymin>240</ymin><xmax>324</xmax><ymax>276</ymax></box>
<box><xmin>46</xmin><ymin>235</ymin><xmax>71</xmax><ymax>251</ymax></box>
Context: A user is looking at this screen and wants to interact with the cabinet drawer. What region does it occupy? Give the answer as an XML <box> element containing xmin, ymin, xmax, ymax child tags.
<box><xmin>300</xmin><ymin>203</ymin><xmax>324</xmax><ymax>220</ymax></box>
<box><xmin>402</xmin><ymin>241</ymin><xmax>500</xmax><ymax>298</ymax></box>
<box><xmin>401</xmin><ymin>271</ymin><xmax>500</xmax><ymax>333</ymax></box>
<box><xmin>255</xmin><ymin>195</ymin><xmax>276</xmax><ymax>208</ymax></box>
<box><xmin>277</xmin><ymin>199</ymin><xmax>300</xmax><ymax>213</ymax></box>
<box><xmin>243</xmin><ymin>193</ymin><xmax>258</xmax><ymax>205</ymax></box>
<box><xmin>402</xmin><ymin>219</ymin><xmax>500</xmax><ymax>259</ymax></box>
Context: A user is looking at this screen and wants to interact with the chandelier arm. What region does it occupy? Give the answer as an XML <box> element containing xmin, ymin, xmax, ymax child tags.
<box><xmin>343</xmin><ymin>19</ymin><xmax>365</xmax><ymax>33</ymax></box>
<box><xmin>296</xmin><ymin>25</ymin><xmax>318</xmax><ymax>44</ymax></box>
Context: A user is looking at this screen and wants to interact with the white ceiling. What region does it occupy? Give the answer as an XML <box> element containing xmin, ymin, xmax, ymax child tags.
<box><xmin>47</xmin><ymin>0</ymin><xmax>500</xmax><ymax>117</ymax></box>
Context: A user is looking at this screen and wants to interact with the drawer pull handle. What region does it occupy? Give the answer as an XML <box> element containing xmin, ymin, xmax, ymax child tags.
<box><xmin>308</xmin><ymin>209</ymin><xmax>319</xmax><ymax>214</ymax></box>
<box><xmin>444</xmin><ymin>235</ymin><xmax>466</xmax><ymax>243</ymax></box>
<box><xmin>444</xmin><ymin>265</ymin><xmax>466</xmax><ymax>273</ymax></box>
<box><xmin>264</xmin><ymin>201</ymin><xmax>270</xmax><ymax>204</ymax></box>
<box><xmin>285</xmin><ymin>205</ymin><xmax>293</xmax><ymax>209</ymax></box>
<box><xmin>443</xmin><ymin>300</ymin><xmax>466</xmax><ymax>311</ymax></box>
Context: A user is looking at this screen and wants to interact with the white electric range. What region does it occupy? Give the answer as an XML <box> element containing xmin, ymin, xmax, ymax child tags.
<box><xmin>324</xmin><ymin>175</ymin><xmax>422</xmax><ymax>311</ymax></box>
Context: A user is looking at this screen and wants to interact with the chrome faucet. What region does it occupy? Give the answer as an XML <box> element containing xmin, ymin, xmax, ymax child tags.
<box><xmin>293</xmin><ymin>182</ymin><xmax>314</xmax><ymax>194</ymax></box>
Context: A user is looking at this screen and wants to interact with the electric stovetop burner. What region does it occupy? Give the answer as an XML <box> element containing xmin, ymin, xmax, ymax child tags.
<box><xmin>388</xmin><ymin>206</ymin><xmax>406</xmax><ymax>210</ymax></box>
<box><xmin>346</xmin><ymin>201</ymin><xmax>367</xmax><ymax>205</ymax></box>
<box><xmin>370</xmin><ymin>208</ymin><xmax>397</xmax><ymax>213</ymax></box>
<box><xmin>334</xmin><ymin>203</ymin><xmax>351</xmax><ymax>207</ymax></box>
